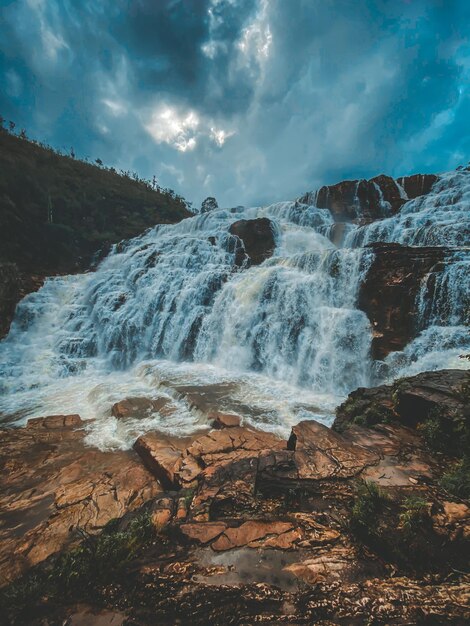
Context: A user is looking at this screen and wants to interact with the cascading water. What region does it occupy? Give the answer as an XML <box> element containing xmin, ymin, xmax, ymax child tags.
<box><xmin>0</xmin><ymin>170</ymin><xmax>469</xmax><ymax>448</ymax></box>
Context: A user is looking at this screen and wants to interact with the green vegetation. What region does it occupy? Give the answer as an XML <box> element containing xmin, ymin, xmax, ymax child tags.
<box><xmin>399</xmin><ymin>495</ymin><xmax>429</xmax><ymax>534</ymax></box>
<box><xmin>351</xmin><ymin>403</ymin><xmax>394</xmax><ymax>428</ymax></box>
<box><xmin>348</xmin><ymin>481</ymin><xmax>465</xmax><ymax>573</ymax></box>
<box><xmin>440</xmin><ymin>458</ymin><xmax>470</xmax><ymax>499</ymax></box>
<box><xmin>0</xmin><ymin>511</ymin><xmax>159</xmax><ymax>625</ymax></box>
<box><xmin>350</xmin><ymin>480</ymin><xmax>388</xmax><ymax>539</ymax></box>
<box><xmin>0</xmin><ymin>125</ymin><xmax>191</xmax><ymax>274</ymax></box>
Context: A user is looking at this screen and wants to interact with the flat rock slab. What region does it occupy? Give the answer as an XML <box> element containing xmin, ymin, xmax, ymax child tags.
<box><xmin>288</xmin><ymin>420</ymin><xmax>379</xmax><ymax>479</ymax></box>
<box><xmin>0</xmin><ymin>415</ymin><xmax>161</xmax><ymax>585</ymax></box>
<box><xmin>112</xmin><ymin>396</ymin><xmax>176</xmax><ymax>419</ymax></box>
<box><xmin>211</xmin><ymin>521</ymin><xmax>295</xmax><ymax>551</ymax></box>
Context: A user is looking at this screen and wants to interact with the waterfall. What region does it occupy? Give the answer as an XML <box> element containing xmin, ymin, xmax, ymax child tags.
<box><xmin>345</xmin><ymin>170</ymin><xmax>470</xmax><ymax>247</ymax></box>
<box><xmin>0</xmin><ymin>170</ymin><xmax>469</xmax><ymax>448</ymax></box>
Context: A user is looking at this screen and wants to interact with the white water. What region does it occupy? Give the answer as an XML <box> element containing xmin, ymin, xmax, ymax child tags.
<box><xmin>1</xmin><ymin>171</ymin><xmax>469</xmax><ymax>448</ymax></box>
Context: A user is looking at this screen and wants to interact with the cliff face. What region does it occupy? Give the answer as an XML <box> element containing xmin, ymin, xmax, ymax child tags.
<box><xmin>358</xmin><ymin>243</ymin><xmax>447</xmax><ymax>359</ymax></box>
<box><xmin>0</xmin><ymin>264</ymin><xmax>20</xmax><ymax>338</ymax></box>
<box><xmin>300</xmin><ymin>173</ymin><xmax>437</xmax><ymax>221</ymax></box>
<box><xmin>0</xmin><ymin>131</ymin><xmax>192</xmax><ymax>337</ymax></box>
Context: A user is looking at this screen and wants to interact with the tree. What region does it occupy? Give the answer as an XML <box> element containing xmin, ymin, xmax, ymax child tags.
<box><xmin>200</xmin><ymin>196</ymin><xmax>218</xmax><ymax>213</ymax></box>
<box><xmin>95</xmin><ymin>158</ymin><xmax>103</xmax><ymax>167</ymax></box>
<box><xmin>8</xmin><ymin>121</ymin><xmax>15</xmax><ymax>133</ymax></box>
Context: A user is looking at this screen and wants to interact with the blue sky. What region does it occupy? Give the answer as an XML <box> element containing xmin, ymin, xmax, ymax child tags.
<box><xmin>1</xmin><ymin>0</ymin><xmax>469</xmax><ymax>208</ymax></box>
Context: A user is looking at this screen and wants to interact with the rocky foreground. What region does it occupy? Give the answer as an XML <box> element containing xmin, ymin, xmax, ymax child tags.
<box><xmin>0</xmin><ymin>370</ymin><xmax>469</xmax><ymax>625</ymax></box>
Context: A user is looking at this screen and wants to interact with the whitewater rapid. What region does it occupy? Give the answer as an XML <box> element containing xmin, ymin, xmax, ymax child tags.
<box><xmin>0</xmin><ymin>170</ymin><xmax>468</xmax><ymax>449</ymax></box>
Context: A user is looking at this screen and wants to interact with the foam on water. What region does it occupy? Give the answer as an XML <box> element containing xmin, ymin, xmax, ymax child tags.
<box><xmin>1</xmin><ymin>170</ymin><xmax>469</xmax><ymax>449</ymax></box>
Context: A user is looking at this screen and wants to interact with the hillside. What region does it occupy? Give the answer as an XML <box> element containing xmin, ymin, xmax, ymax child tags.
<box><xmin>0</xmin><ymin>130</ymin><xmax>192</xmax><ymax>336</ymax></box>
<box><xmin>0</xmin><ymin>130</ymin><xmax>191</xmax><ymax>274</ymax></box>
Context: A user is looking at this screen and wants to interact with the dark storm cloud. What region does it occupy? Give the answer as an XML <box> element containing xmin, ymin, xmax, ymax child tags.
<box><xmin>1</xmin><ymin>0</ymin><xmax>469</xmax><ymax>207</ymax></box>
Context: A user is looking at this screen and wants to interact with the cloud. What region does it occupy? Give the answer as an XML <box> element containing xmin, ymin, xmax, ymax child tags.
<box><xmin>1</xmin><ymin>0</ymin><xmax>469</xmax><ymax>208</ymax></box>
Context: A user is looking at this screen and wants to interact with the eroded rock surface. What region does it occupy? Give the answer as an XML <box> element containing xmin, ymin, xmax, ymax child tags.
<box><xmin>0</xmin><ymin>414</ymin><xmax>161</xmax><ymax>585</ymax></box>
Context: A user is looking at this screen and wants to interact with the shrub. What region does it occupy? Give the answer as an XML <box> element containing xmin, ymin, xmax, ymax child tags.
<box><xmin>399</xmin><ymin>496</ymin><xmax>429</xmax><ymax>534</ymax></box>
<box><xmin>439</xmin><ymin>458</ymin><xmax>470</xmax><ymax>499</ymax></box>
<box><xmin>350</xmin><ymin>481</ymin><xmax>387</xmax><ymax>535</ymax></box>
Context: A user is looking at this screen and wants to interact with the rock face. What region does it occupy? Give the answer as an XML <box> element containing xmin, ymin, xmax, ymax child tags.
<box><xmin>0</xmin><ymin>263</ymin><xmax>20</xmax><ymax>338</ymax></box>
<box><xmin>358</xmin><ymin>242</ymin><xmax>447</xmax><ymax>359</ymax></box>
<box><xmin>229</xmin><ymin>217</ymin><xmax>275</xmax><ymax>265</ymax></box>
<box><xmin>334</xmin><ymin>369</ymin><xmax>469</xmax><ymax>431</ymax></box>
<box><xmin>0</xmin><ymin>414</ymin><xmax>161</xmax><ymax>585</ymax></box>
<box><xmin>300</xmin><ymin>173</ymin><xmax>437</xmax><ymax>222</ymax></box>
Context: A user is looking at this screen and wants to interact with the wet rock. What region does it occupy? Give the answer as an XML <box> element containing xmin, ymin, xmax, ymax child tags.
<box><xmin>229</xmin><ymin>217</ymin><xmax>275</xmax><ymax>266</ymax></box>
<box><xmin>209</xmin><ymin>412</ymin><xmax>242</xmax><ymax>429</ymax></box>
<box><xmin>397</xmin><ymin>173</ymin><xmax>438</xmax><ymax>199</ymax></box>
<box><xmin>0</xmin><ymin>414</ymin><xmax>161</xmax><ymax>585</ymax></box>
<box><xmin>300</xmin><ymin>173</ymin><xmax>437</xmax><ymax>222</ymax></box>
<box><xmin>393</xmin><ymin>369</ymin><xmax>468</xmax><ymax>425</ymax></box>
<box><xmin>358</xmin><ymin>242</ymin><xmax>447</xmax><ymax>359</ymax></box>
<box><xmin>111</xmin><ymin>396</ymin><xmax>174</xmax><ymax>419</ymax></box>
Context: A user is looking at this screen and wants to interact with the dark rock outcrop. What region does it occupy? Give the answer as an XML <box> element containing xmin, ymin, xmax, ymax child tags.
<box><xmin>0</xmin><ymin>263</ymin><xmax>20</xmax><ymax>338</ymax></box>
<box><xmin>334</xmin><ymin>369</ymin><xmax>469</xmax><ymax>432</ymax></box>
<box><xmin>300</xmin><ymin>173</ymin><xmax>437</xmax><ymax>222</ymax></box>
<box><xmin>358</xmin><ymin>242</ymin><xmax>447</xmax><ymax>359</ymax></box>
<box><xmin>229</xmin><ymin>217</ymin><xmax>275</xmax><ymax>265</ymax></box>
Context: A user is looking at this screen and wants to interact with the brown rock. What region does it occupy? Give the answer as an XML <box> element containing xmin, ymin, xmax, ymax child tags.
<box><xmin>180</xmin><ymin>522</ymin><xmax>227</xmax><ymax>544</ymax></box>
<box><xmin>299</xmin><ymin>173</ymin><xmax>437</xmax><ymax>223</ymax></box>
<box><xmin>0</xmin><ymin>414</ymin><xmax>161</xmax><ymax>586</ymax></box>
<box><xmin>209</xmin><ymin>412</ymin><xmax>242</xmax><ymax>429</ymax></box>
<box><xmin>111</xmin><ymin>396</ymin><xmax>173</xmax><ymax>419</ymax></box>
<box><xmin>285</xmin><ymin>546</ymin><xmax>356</xmax><ymax>584</ymax></box>
<box><xmin>133</xmin><ymin>432</ymin><xmax>195</xmax><ymax>489</ymax></box>
<box><xmin>229</xmin><ymin>217</ymin><xmax>275</xmax><ymax>266</ymax></box>
<box><xmin>443</xmin><ymin>501</ymin><xmax>470</xmax><ymax>524</ymax></box>
<box><xmin>211</xmin><ymin>521</ymin><xmax>294</xmax><ymax>551</ymax></box>
<box><xmin>288</xmin><ymin>420</ymin><xmax>379</xmax><ymax>480</ymax></box>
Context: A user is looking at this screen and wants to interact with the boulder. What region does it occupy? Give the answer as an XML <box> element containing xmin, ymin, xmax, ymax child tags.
<box><xmin>133</xmin><ymin>432</ymin><xmax>195</xmax><ymax>489</ymax></box>
<box><xmin>209</xmin><ymin>412</ymin><xmax>242</xmax><ymax>429</ymax></box>
<box><xmin>211</xmin><ymin>520</ymin><xmax>295</xmax><ymax>551</ymax></box>
<box><xmin>111</xmin><ymin>396</ymin><xmax>174</xmax><ymax>419</ymax></box>
<box><xmin>229</xmin><ymin>217</ymin><xmax>275</xmax><ymax>266</ymax></box>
